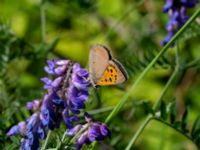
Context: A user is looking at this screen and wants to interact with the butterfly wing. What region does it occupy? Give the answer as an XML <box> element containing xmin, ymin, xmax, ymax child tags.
<box><xmin>110</xmin><ymin>59</ymin><xmax>128</xmax><ymax>84</ymax></box>
<box><xmin>89</xmin><ymin>45</ymin><xmax>111</xmax><ymax>84</ymax></box>
<box><xmin>96</xmin><ymin>59</ymin><xmax>128</xmax><ymax>86</ymax></box>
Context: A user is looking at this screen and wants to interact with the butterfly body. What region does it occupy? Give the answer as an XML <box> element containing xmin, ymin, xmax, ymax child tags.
<box><xmin>89</xmin><ymin>45</ymin><xmax>128</xmax><ymax>86</ymax></box>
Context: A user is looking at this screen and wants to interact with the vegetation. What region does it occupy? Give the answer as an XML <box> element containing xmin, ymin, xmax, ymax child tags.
<box><xmin>1</xmin><ymin>0</ymin><xmax>200</xmax><ymax>149</ymax></box>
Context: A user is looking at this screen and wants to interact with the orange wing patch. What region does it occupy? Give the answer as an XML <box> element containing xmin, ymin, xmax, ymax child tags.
<box><xmin>96</xmin><ymin>65</ymin><xmax>118</xmax><ymax>85</ymax></box>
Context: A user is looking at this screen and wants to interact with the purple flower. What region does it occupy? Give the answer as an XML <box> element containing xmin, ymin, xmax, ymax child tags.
<box><xmin>67</xmin><ymin>86</ymin><xmax>88</xmax><ymax>113</ymax></box>
<box><xmin>24</xmin><ymin>113</ymin><xmax>43</xmax><ymax>149</ymax></box>
<box><xmin>7</xmin><ymin>121</ymin><xmax>26</xmax><ymax>136</ymax></box>
<box><xmin>41</xmin><ymin>77</ymin><xmax>63</xmax><ymax>90</ymax></box>
<box><xmin>44</xmin><ymin>60</ymin><xmax>69</xmax><ymax>76</ymax></box>
<box><xmin>67</xmin><ymin>124</ymin><xmax>82</xmax><ymax>136</ymax></box>
<box><xmin>162</xmin><ymin>0</ymin><xmax>198</xmax><ymax>45</ymax></box>
<box><xmin>67</xmin><ymin>113</ymin><xmax>111</xmax><ymax>150</ymax></box>
<box><xmin>40</xmin><ymin>61</ymin><xmax>91</xmax><ymax>131</ymax></box>
<box><xmin>26</xmin><ymin>100</ymin><xmax>41</xmax><ymax>110</ymax></box>
<box><xmin>7</xmin><ymin>59</ymin><xmax>110</xmax><ymax>150</ymax></box>
<box><xmin>62</xmin><ymin>108</ymin><xmax>79</xmax><ymax>128</ymax></box>
<box><xmin>72</xmin><ymin>63</ymin><xmax>90</xmax><ymax>89</ymax></box>
<box><xmin>40</xmin><ymin>92</ymin><xmax>63</xmax><ymax>129</ymax></box>
<box><xmin>7</xmin><ymin>113</ymin><xmax>46</xmax><ymax>150</ymax></box>
<box><xmin>7</xmin><ymin>59</ymin><xmax>92</xmax><ymax>149</ymax></box>
<box><xmin>64</xmin><ymin>63</ymin><xmax>90</xmax><ymax>116</ymax></box>
<box><xmin>181</xmin><ymin>0</ymin><xmax>197</xmax><ymax>7</ymax></box>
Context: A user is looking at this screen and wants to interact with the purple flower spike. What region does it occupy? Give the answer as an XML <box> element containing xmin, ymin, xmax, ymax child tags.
<box><xmin>162</xmin><ymin>0</ymin><xmax>198</xmax><ymax>45</ymax></box>
<box><xmin>7</xmin><ymin>59</ymin><xmax>110</xmax><ymax>150</ymax></box>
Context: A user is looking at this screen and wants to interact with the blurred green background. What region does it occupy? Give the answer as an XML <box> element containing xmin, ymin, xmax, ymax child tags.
<box><xmin>0</xmin><ymin>0</ymin><xmax>200</xmax><ymax>149</ymax></box>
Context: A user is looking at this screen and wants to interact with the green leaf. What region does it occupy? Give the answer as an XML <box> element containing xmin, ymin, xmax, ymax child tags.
<box><xmin>160</xmin><ymin>101</ymin><xmax>167</xmax><ymax>120</ymax></box>
<box><xmin>192</xmin><ymin>128</ymin><xmax>200</xmax><ymax>141</ymax></box>
<box><xmin>141</xmin><ymin>100</ymin><xmax>154</xmax><ymax>115</ymax></box>
<box><xmin>35</xmin><ymin>37</ymin><xmax>59</xmax><ymax>58</ymax></box>
<box><xmin>168</xmin><ymin>101</ymin><xmax>177</xmax><ymax>124</ymax></box>
<box><xmin>181</xmin><ymin>107</ymin><xmax>188</xmax><ymax>133</ymax></box>
<box><xmin>45</xmin><ymin>38</ymin><xmax>59</xmax><ymax>53</ymax></box>
<box><xmin>174</xmin><ymin>121</ymin><xmax>182</xmax><ymax>129</ymax></box>
<box><xmin>4</xmin><ymin>136</ymin><xmax>20</xmax><ymax>150</ymax></box>
<box><xmin>191</xmin><ymin>116</ymin><xmax>200</xmax><ymax>139</ymax></box>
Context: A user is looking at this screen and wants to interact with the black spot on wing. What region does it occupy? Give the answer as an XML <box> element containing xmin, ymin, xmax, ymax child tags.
<box><xmin>112</xmin><ymin>59</ymin><xmax>128</xmax><ymax>80</ymax></box>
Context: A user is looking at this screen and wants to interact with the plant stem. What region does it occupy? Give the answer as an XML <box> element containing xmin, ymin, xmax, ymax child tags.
<box><xmin>153</xmin><ymin>67</ymin><xmax>179</xmax><ymax>110</ymax></box>
<box><xmin>124</xmin><ymin>31</ymin><xmax>185</xmax><ymax>150</ymax></box>
<box><xmin>61</xmin><ymin>131</ymin><xmax>66</xmax><ymax>143</ymax></box>
<box><xmin>87</xmin><ymin>106</ymin><xmax>114</xmax><ymax>115</ymax></box>
<box><xmin>125</xmin><ymin>61</ymin><xmax>179</xmax><ymax>150</ymax></box>
<box><xmin>125</xmin><ymin>115</ymin><xmax>152</xmax><ymax>150</ymax></box>
<box><xmin>41</xmin><ymin>130</ymin><xmax>52</xmax><ymax>150</ymax></box>
<box><xmin>153</xmin><ymin>47</ymin><xmax>180</xmax><ymax>111</ymax></box>
<box><xmin>40</xmin><ymin>0</ymin><xmax>46</xmax><ymax>43</ymax></box>
<box><xmin>105</xmin><ymin>6</ymin><xmax>200</xmax><ymax>124</ymax></box>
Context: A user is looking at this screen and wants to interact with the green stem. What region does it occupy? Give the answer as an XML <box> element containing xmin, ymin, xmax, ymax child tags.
<box><xmin>105</xmin><ymin>6</ymin><xmax>200</xmax><ymax>124</ymax></box>
<box><xmin>125</xmin><ymin>115</ymin><xmax>152</xmax><ymax>150</ymax></box>
<box><xmin>87</xmin><ymin>106</ymin><xmax>114</xmax><ymax>115</ymax></box>
<box><xmin>40</xmin><ymin>0</ymin><xmax>46</xmax><ymax>43</ymax></box>
<box><xmin>61</xmin><ymin>131</ymin><xmax>66</xmax><ymax>143</ymax></box>
<box><xmin>55</xmin><ymin>131</ymin><xmax>67</xmax><ymax>150</ymax></box>
<box><xmin>153</xmin><ymin>67</ymin><xmax>179</xmax><ymax>111</ymax></box>
<box><xmin>41</xmin><ymin>130</ymin><xmax>52</xmax><ymax>150</ymax></box>
<box><xmin>124</xmin><ymin>31</ymin><xmax>185</xmax><ymax>150</ymax></box>
<box><xmin>125</xmin><ymin>62</ymin><xmax>179</xmax><ymax>150</ymax></box>
<box><xmin>153</xmin><ymin>47</ymin><xmax>180</xmax><ymax>111</ymax></box>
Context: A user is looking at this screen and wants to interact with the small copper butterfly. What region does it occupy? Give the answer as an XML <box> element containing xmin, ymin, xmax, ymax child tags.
<box><xmin>89</xmin><ymin>44</ymin><xmax>128</xmax><ymax>86</ymax></box>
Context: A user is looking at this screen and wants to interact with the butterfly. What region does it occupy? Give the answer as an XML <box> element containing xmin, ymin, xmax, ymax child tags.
<box><xmin>89</xmin><ymin>44</ymin><xmax>128</xmax><ymax>86</ymax></box>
